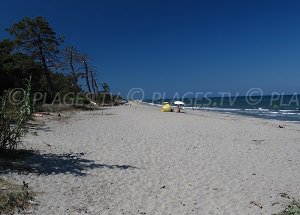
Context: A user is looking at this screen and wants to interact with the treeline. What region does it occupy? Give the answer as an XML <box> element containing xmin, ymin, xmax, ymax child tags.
<box><xmin>0</xmin><ymin>16</ymin><xmax>114</xmax><ymax>104</ymax></box>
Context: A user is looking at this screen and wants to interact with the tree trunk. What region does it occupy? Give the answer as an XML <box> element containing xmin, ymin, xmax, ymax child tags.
<box><xmin>93</xmin><ymin>79</ymin><xmax>99</xmax><ymax>95</ymax></box>
<box><xmin>90</xmin><ymin>71</ymin><xmax>97</xmax><ymax>100</ymax></box>
<box><xmin>83</xmin><ymin>60</ymin><xmax>92</xmax><ymax>95</ymax></box>
<box><xmin>37</xmin><ymin>35</ymin><xmax>54</xmax><ymax>97</ymax></box>
<box><xmin>40</xmin><ymin>48</ymin><xmax>54</xmax><ymax>95</ymax></box>
<box><xmin>69</xmin><ymin>50</ymin><xmax>78</xmax><ymax>95</ymax></box>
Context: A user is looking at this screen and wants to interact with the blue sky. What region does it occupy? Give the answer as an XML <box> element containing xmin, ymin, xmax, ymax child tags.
<box><xmin>1</xmin><ymin>0</ymin><xmax>300</xmax><ymax>98</ymax></box>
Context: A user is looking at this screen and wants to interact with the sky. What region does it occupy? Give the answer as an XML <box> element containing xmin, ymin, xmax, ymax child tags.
<box><xmin>1</xmin><ymin>0</ymin><xmax>300</xmax><ymax>98</ymax></box>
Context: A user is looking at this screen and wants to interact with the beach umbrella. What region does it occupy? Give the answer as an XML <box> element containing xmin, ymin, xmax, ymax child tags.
<box><xmin>174</xmin><ymin>101</ymin><xmax>185</xmax><ymax>105</ymax></box>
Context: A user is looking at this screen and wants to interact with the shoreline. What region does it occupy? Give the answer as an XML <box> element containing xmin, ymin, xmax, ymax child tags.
<box><xmin>140</xmin><ymin>101</ymin><xmax>300</xmax><ymax>124</ymax></box>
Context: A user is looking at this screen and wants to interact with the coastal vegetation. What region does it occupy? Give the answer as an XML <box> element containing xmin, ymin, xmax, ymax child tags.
<box><xmin>0</xmin><ymin>16</ymin><xmax>119</xmax><ymax>212</ymax></box>
<box><xmin>0</xmin><ymin>77</ymin><xmax>32</xmax><ymax>151</ymax></box>
<box><xmin>0</xmin><ymin>16</ymin><xmax>121</xmax><ymax>150</ymax></box>
<box><xmin>0</xmin><ymin>16</ymin><xmax>116</xmax><ymax>105</ymax></box>
<box><xmin>276</xmin><ymin>200</ymin><xmax>300</xmax><ymax>215</ymax></box>
<box><xmin>0</xmin><ymin>178</ymin><xmax>33</xmax><ymax>214</ymax></box>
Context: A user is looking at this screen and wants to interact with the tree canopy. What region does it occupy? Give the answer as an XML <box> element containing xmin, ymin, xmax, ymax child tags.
<box><xmin>0</xmin><ymin>16</ymin><xmax>113</xmax><ymax>104</ymax></box>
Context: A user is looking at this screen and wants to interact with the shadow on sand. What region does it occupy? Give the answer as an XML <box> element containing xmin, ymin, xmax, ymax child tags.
<box><xmin>0</xmin><ymin>150</ymin><xmax>137</xmax><ymax>176</ymax></box>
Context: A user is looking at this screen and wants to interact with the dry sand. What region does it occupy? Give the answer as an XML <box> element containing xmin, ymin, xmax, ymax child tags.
<box><xmin>1</xmin><ymin>104</ymin><xmax>300</xmax><ymax>214</ymax></box>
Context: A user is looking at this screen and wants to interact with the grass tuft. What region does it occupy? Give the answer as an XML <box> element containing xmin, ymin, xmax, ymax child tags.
<box><xmin>276</xmin><ymin>200</ymin><xmax>300</xmax><ymax>215</ymax></box>
<box><xmin>0</xmin><ymin>178</ymin><xmax>34</xmax><ymax>214</ymax></box>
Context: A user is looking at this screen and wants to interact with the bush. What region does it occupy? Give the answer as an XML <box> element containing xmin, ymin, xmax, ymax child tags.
<box><xmin>0</xmin><ymin>178</ymin><xmax>33</xmax><ymax>214</ymax></box>
<box><xmin>276</xmin><ymin>200</ymin><xmax>300</xmax><ymax>215</ymax></box>
<box><xmin>0</xmin><ymin>78</ymin><xmax>32</xmax><ymax>151</ymax></box>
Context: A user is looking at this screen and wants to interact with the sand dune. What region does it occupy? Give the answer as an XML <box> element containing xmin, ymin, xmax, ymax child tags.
<box><xmin>2</xmin><ymin>104</ymin><xmax>300</xmax><ymax>214</ymax></box>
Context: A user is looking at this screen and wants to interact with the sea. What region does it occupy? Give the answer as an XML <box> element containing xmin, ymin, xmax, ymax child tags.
<box><xmin>143</xmin><ymin>95</ymin><xmax>300</xmax><ymax>122</ymax></box>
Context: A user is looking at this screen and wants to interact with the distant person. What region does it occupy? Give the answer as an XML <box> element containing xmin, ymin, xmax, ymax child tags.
<box><xmin>177</xmin><ymin>105</ymin><xmax>181</xmax><ymax>113</ymax></box>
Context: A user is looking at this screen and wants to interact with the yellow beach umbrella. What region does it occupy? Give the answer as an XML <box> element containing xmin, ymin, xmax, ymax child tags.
<box><xmin>161</xmin><ymin>102</ymin><xmax>171</xmax><ymax>112</ymax></box>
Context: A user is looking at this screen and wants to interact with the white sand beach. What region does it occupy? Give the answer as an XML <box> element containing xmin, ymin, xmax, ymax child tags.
<box><xmin>2</xmin><ymin>104</ymin><xmax>300</xmax><ymax>214</ymax></box>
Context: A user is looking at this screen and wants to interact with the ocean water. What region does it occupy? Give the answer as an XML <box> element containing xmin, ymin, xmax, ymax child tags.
<box><xmin>143</xmin><ymin>95</ymin><xmax>300</xmax><ymax>122</ymax></box>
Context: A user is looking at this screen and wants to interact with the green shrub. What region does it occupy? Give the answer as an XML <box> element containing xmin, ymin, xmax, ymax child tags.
<box><xmin>0</xmin><ymin>78</ymin><xmax>32</xmax><ymax>151</ymax></box>
<box><xmin>0</xmin><ymin>178</ymin><xmax>33</xmax><ymax>214</ymax></box>
<box><xmin>276</xmin><ymin>200</ymin><xmax>300</xmax><ymax>215</ymax></box>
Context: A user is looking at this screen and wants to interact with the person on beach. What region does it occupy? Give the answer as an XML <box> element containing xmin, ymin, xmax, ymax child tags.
<box><xmin>176</xmin><ymin>105</ymin><xmax>181</xmax><ymax>113</ymax></box>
